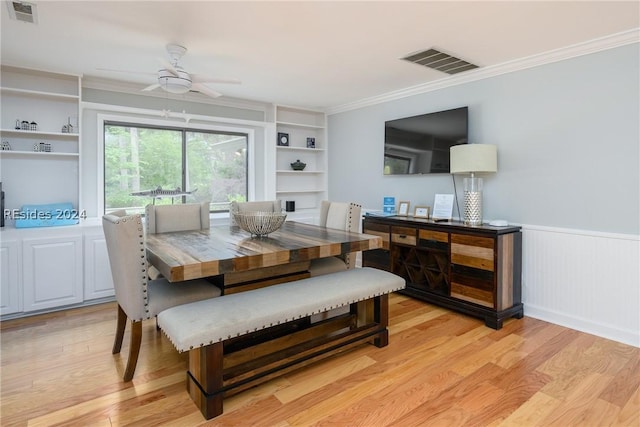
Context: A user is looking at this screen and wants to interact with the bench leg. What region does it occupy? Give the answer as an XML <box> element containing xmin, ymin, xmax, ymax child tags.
<box><xmin>353</xmin><ymin>295</ymin><xmax>390</xmax><ymax>348</ymax></box>
<box><xmin>374</xmin><ymin>294</ymin><xmax>389</xmax><ymax>348</ymax></box>
<box><xmin>188</xmin><ymin>342</ymin><xmax>224</xmax><ymax>420</ymax></box>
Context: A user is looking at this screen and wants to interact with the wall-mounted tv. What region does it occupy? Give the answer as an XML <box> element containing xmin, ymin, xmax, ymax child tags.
<box><xmin>384</xmin><ymin>106</ymin><xmax>468</xmax><ymax>175</ymax></box>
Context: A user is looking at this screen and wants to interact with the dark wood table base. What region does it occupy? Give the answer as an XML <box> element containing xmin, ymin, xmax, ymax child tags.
<box><xmin>186</xmin><ymin>294</ymin><xmax>389</xmax><ymax>420</ymax></box>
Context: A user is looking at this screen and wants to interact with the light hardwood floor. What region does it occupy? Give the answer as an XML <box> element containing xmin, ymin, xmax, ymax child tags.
<box><xmin>1</xmin><ymin>294</ymin><xmax>638</xmax><ymax>426</ymax></box>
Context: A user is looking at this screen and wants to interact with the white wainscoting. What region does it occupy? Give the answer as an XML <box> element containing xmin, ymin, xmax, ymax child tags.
<box><xmin>521</xmin><ymin>224</ymin><xmax>639</xmax><ymax>347</ymax></box>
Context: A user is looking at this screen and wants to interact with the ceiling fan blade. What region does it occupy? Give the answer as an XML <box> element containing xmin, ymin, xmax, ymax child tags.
<box><xmin>192</xmin><ymin>83</ymin><xmax>222</xmax><ymax>98</ymax></box>
<box><xmin>142</xmin><ymin>83</ymin><xmax>160</xmax><ymax>92</ymax></box>
<box><xmin>157</xmin><ymin>58</ymin><xmax>179</xmax><ymax>76</ymax></box>
<box><xmin>97</xmin><ymin>67</ymin><xmax>156</xmax><ymax>76</ymax></box>
<box><xmin>192</xmin><ymin>74</ymin><xmax>241</xmax><ymax>84</ymax></box>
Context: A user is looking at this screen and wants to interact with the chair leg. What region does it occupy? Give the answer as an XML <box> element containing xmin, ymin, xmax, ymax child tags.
<box><xmin>123</xmin><ymin>320</ymin><xmax>143</xmax><ymax>382</ymax></box>
<box><xmin>112</xmin><ymin>304</ymin><xmax>127</xmax><ymax>354</ymax></box>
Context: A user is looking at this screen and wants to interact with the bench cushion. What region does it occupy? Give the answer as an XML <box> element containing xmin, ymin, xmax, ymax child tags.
<box><xmin>158</xmin><ymin>267</ymin><xmax>405</xmax><ymax>352</ymax></box>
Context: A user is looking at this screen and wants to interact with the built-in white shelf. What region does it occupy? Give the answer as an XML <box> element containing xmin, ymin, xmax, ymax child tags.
<box><xmin>0</xmin><ymin>86</ymin><xmax>80</xmax><ymax>101</ymax></box>
<box><xmin>0</xmin><ymin>150</ymin><xmax>79</xmax><ymax>158</ymax></box>
<box><xmin>276</xmin><ymin>146</ymin><xmax>325</xmax><ymax>152</ymax></box>
<box><xmin>1</xmin><ymin>128</ymin><xmax>79</xmax><ymax>139</ymax></box>
<box><xmin>276</xmin><ymin>170</ymin><xmax>325</xmax><ymax>174</ymax></box>
<box><xmin>276</xmin><ymin>189</ymin><xmax>327</xmax><ymax>194</ymax></box>
<box><xmin>275</xmin><ymin>120</ymin><xmax>324</xmax><ymax>130</ymax></box>
<box><xmin>275</xmin><ymin>106</ymin><xmax>327</xmax><ymax>211</ymax></box>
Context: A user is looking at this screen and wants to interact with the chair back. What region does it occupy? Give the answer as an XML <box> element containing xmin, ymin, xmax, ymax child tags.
<box><xmin>102</xmin><ymin>213</ymin><xmax>151</xmax><ymax>321</ymax></box>
<box><xmin>230</xmin><ymin>200</ymin><xmax>282</xmax><ymax>225</ymax></box>
<box><xmin>318</xmin><ymin>201</ymin><xmax>362</xmax><ymax>269</ymax></box>
<box><xmin>145</xmin><ymin>202</ymin><xmax>210</xmax><ymax>234</ymax></box>
<box><xmin>319</xmin><ymin>201</ymin><xmax>361</xmax><ymax>232</ymax></box>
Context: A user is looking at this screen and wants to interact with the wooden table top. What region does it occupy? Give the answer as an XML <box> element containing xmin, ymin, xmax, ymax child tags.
<box><xmin>146</xmin><ymin>221</ymin><xmax>383</xmax><ymax>282</ymax></box>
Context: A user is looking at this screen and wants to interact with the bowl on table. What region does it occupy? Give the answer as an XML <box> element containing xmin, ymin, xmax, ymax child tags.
<box><xmin>232</xmin><ymin>211</ymin><xmax>287</xmax><ymax>237</ymax></box>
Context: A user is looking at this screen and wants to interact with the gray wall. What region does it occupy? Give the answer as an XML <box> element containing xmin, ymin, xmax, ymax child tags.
<box><xmin>327</xmin><ymin>44</ymin><xmax>639</xmax><ymax>235</ymax></box>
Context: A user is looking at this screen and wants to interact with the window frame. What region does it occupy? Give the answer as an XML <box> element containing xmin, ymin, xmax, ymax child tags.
<box><xmin>97</xmin><ymin>113</ymin><xmax>255</xmax><ymax>215</ymax></box>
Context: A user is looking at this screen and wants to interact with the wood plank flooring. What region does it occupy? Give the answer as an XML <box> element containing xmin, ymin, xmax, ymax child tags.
<box><xmin>1</xmin><ymin>294</ymin><xmax>638</xmax><ymax>426</ymax></box>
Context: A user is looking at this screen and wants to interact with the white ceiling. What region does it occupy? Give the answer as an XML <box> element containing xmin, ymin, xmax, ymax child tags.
<box><xmin>2</xmin><ymin>1</ymin><xmax>639</xmax><ymax>110</ymax></box>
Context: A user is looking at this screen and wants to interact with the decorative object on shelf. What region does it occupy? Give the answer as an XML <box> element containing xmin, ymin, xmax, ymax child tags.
<box><xmin>21</xmin><ymin>120</ymin><xmax>29</xmax><ymax>130</ymax></box>
<box><xmin>450</xmin><ymin>144</ymin><xmax>497</xmax><ymax>226</ymax></box>
<box><xmin>33</xmin><ymin>142</ymin><xmax>52</xmax><ymax>152</ymax></box>
<box><xmin>130</xmin><ymin>186</ymin><xmax>196</xmax><ymax>204</ymax></box>
<box><xmin>285</xmin><ymin>200</ymin><xmax>295</xmax><ymax>212</ymax></box>
<box><xmin>397</xmin><ymin>201</ymin><xmax>410</xmax><ymax>216</ymax></box>
<box><xmin>414</xmin><ymin>206</ymin><xmax>430</xmax><ymax>219</ymax></box>
<box><xmin>1</xmin><ymin>141</ymin><xmax>11</xmax><ymax>151</ymax></box>
<box><xmin>432</xmin><ymin>193</ymin><xmax>454</xmax><ymax>221</ymax></box>
<box><xmin>306</xmin><ymin>137</ymin><xmax>315</xmax><ymax>148</ymax></box>
<box><xmin>233</xmin><ymin>211</ymin><xmax>287</xmax><ymax>237</ymax></box>
<box><xmin>383</xmin><ymin>196</ymin><xmax>395</xmax><ymax>214</ymax></box>
<box><xmin>277</xmin><ymin>132</ymin><xmax>289</xmax><ymax>146</ymax></box>
<box><xmin>290</xmin><ymin>159</ymin><xmax>306</xmax><ymax>171</ymax></box>
<box><xmin>15</xmin><ymin>119</ymin><xmax>21</xmax><ymax>130</ymax></box>
<box><xmin>30</xmin><ymin>121</ymin><xmax>37</xmax><ymax>131</ymax></box>
<box><xmin>61</xmin><ymin>117</ymin><xmax>74</xmax><ymax>133</ymax></box>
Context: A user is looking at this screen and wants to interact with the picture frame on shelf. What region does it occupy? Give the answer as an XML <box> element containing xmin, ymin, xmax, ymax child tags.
<box><xmin>397</xmin><ymin>201</ymin><xmax>410</xmax><ymax>216</ymax></box>
<box><xmin>277</xmin><ymin>132</ymin><xmax>289</xmax><ymax>146</ymax></box>
<box><xmin>414</xmin><ymin>206</ymin><xmax>430</xmax><ymax>219</ymax></box>
<box><xmin>306</xmin><ymin>137</ymin><xmax>315</xmax><ymax>148</ymax></box>
<box><xmin>432</xmin><ymin>194</ymin><xmax>454</xmax><ymax>221</ymax></box>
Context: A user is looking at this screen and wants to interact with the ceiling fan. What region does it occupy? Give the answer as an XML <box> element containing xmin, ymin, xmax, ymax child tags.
<box><xmin>99</xmin><ymin>44</ymin><xmax>240</xmax><ymax>98</ymax></box>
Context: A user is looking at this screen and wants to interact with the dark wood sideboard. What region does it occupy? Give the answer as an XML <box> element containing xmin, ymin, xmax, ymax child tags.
<box><xmin>362</xmin><ymin>215</ymin><xmax>523</xmax><ymax>329</ymax></box>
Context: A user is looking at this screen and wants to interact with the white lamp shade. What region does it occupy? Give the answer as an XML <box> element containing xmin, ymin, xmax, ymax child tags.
<box><xmin>450</xmin><ymin>144</ymin><xmax>497</xmax><ymax>174</ymax></box>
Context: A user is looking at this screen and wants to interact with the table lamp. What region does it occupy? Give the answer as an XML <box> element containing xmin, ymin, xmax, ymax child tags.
<box><xmin>450</xmin><ymin>144</ymin><xmax>497</xmax><ymax>226</ymax></box>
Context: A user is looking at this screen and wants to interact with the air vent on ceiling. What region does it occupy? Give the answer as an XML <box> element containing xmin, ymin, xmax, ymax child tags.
<box><xmin>7</xmin><ymin>1</ymin><xmax>38</xmax><ymax>24</ymax></box>
<box><xmin>402</xmin><ymin>48</ymin><xmax>478</xmax><ymax>75</ymax></box>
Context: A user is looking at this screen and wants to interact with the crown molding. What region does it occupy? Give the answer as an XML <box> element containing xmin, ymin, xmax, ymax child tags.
<box><xmin>326</xmin><ymin>28</ymin><xmax>640</xmax><ymax>115</ymax></box>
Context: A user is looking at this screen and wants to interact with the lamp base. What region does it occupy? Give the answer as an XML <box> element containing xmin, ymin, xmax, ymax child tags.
<box><xmin>463</xmin><ymin>176</ymin><xmax>483</xmax><ymax>226</ymax></box>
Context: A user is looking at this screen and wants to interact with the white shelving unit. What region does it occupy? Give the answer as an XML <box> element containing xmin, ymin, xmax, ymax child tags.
<box><xmin>0</xmin><ymin>65</ymin><xmax>81</xmax><ymax>216</ymax></box>
<box><xmin>275</xmin><ymin>106</ymin><xmax>327</xmax><ymax>213</ymax></box>
<box><xmin>0</xmin><ymin>66</ymin><xmax>87</xmax><ymax>318</ymax></box>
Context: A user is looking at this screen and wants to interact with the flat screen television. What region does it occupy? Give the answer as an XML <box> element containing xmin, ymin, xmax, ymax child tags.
<box><xmin>384</xmin><ymin>106</ymin><xmax>468</xmax><ymax>175</ymax></box>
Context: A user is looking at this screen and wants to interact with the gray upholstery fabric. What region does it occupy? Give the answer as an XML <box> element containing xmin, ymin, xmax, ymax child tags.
<box><xmin>145</xmin><ymin>202</ymin><xmax>210</xmax><ymax>234</ymax></box>
<box><xmin>145</xmin><ymin>203</ymin><xmax>211</xmax><ymax>280</ymax></box>
<box><xmin>229</xmin><ymin>200</ymin><xmax>281</xmax><ymax>226</ymax></box>
<box><xmin>102</xmin><ymin>213</ymin><xmax>221</xmax><ymax>322</ymax></box>
<box><xmin>310</xmin><ymin>201</ymin><xmax>362</xmax><ymax>276</ymax></box>
<box><xmin>308</xmin><ymin>256</ymin><xmax>349</xmax><ymax>276</ymax></box>
<box><xmin>158</xmin><ymin>267</ymin><xmax>405</xmax><ymax>352</ymax></box>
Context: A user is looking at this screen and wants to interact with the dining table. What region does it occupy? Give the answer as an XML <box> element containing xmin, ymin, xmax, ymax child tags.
<box><xmin>145</xmin><ymin>221</ymin><xmax>383</xmax><ymax>293</ymax></box>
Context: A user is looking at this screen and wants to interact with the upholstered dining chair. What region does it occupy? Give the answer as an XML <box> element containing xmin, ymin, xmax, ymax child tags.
<box><xmin>102</xmin><ymin>212</ymin><xmax>221</xmax><ymax>382</ymax></box>
<box><xmin>145</xmin><ymin>202</ymin><xmax>210</xmax><ymax>279</ymax></box>
<box><xmin>309</xmin><ymin>201</ymin><xmax>362</xmax><ymax>277</ymax></box>
<box><xmin>229</xmin><ymin>200</ymin><xmax>282</xmax><ymax>225</ymax></box>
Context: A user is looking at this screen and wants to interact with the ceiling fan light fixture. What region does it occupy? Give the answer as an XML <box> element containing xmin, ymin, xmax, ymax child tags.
<box><xmin>158</xmin><ymin>68</ymin><xmax>192</xmax><ymax>94</ymax></box>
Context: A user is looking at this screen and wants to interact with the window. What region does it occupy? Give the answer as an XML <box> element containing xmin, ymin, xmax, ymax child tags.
<box><xmin>104</xmin><ymin>122</ymin><xmax>248</xmax><ymax>213</ymax></box>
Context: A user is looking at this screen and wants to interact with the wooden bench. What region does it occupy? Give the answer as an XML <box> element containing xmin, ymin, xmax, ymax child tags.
<box><xmin>158</xmin><ymin>267</ymin><xmax>405</xmax><ymax>420</ymax></box>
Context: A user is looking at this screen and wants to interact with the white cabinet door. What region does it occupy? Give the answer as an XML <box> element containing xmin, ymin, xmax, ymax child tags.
<box><xmin>84</xmin><ymin>233</ymin><xmax>114</xmax><ymax>300</ymax></box>
<box><xmin>22</xmin><ymin>235</ymin><xmax>83</xmax><ymax>311</ymax></box>
<box><xmin>1</xmin><ymin>238</ymin><xmax>22</xmax><ymax>315</ymax></box>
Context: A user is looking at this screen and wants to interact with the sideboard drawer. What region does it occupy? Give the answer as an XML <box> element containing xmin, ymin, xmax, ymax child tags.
<box><xmin>391</xmin><ymin>226</ymin><xmax>416</xmax><ymax>246</ymax></box>
<box><xmin>418</xmin><ymin>229</ymin><xmax>449</xmax><ymax>251</ymax></box>
<box><xmin>450</xmin><ymin>234</ymin><xmax>495</xmax><ymax>271</ymax></box>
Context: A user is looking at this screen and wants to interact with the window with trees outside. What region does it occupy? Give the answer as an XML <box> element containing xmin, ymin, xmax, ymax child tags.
<box><xmin>104</xmin><ymin>122</ymin><xmax>248</xmax><ymax>214</ymax></box>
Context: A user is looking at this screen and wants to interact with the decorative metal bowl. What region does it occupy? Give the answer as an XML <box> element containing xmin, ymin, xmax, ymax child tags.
<box><xmin>233</xmin><ymin>211</ymin><xmax>287</xmax><ymax>237</ymax></box>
